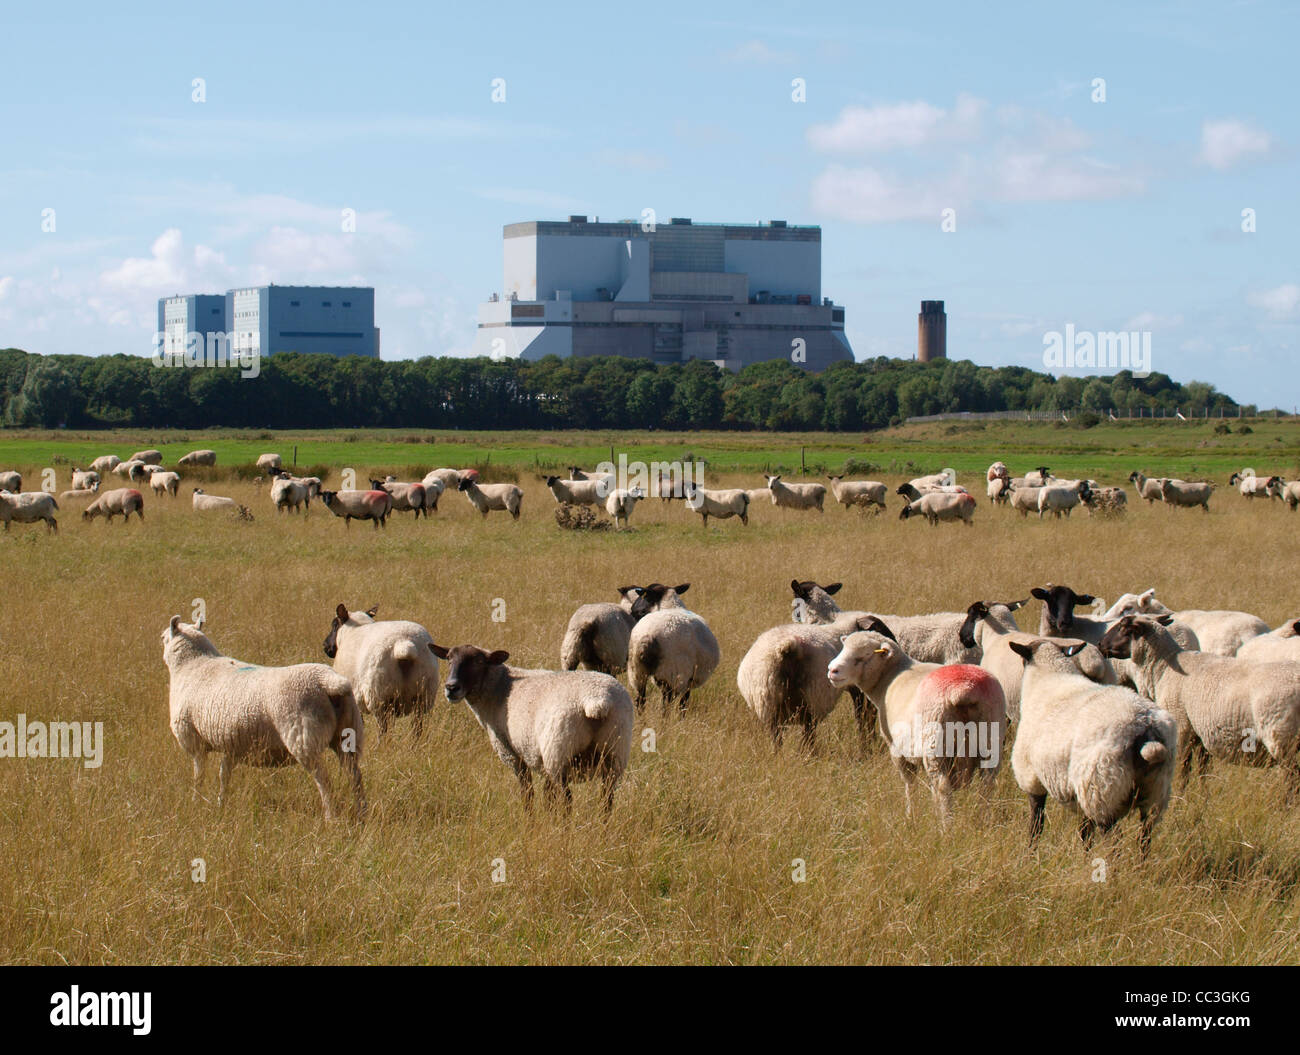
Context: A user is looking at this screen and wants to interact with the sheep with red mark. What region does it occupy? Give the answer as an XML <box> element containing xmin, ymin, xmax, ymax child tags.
<box><xmin>372</xmin><ymin>478</ymin><xmax>426</xmax><ymax>519</ymax></box>
<box><xmin>828</xmin><ymin>626</ymin><xmax>1007</xmax><ymax>824</ymax></box>
<box><xmin>84</xmin><ymin>488</ymin><xmax>143</xmax><ymax>524</ymax></box>
<box><xmin>320</xmin><ymin>489</ymin><xmax>392</xmax><ymax>529</ymax></box>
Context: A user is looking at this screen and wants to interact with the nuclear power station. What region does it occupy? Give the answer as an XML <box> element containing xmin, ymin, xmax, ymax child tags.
<box><xmin>918</xmin><ymin>300</ymin><xmax>947</xmax><ymax>362</ymax></box>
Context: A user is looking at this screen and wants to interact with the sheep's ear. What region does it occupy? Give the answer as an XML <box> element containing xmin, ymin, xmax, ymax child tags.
<box><xmin>825</xmin><ymin>582</ymin><xmax>842</xmax><ymax>595</ymax></box>
<box><xmin>864</xmin><ymin>617</ymin><xmax>896</xmax><ymax>641</ymax></box>
<box><xmin>336</xmin><ymin>603</ymin><xmax>349</xmax><ymax>621</ymax></box>
<box><xmin>1140</xmin><ymin>588</ymin><xmax>1156</xmax><ymax>603</ymax></box>
<box><xmin>1030</xmin><ymin>587</ymin><xmax>1048</xmax><ymax>600</ymax></box>
<box><xmin>1074</xmin><ymin>593</ymin><xmax>1095</xmax><ymax>606</ymax></box>
<box><xmin>674</xmin><ymin>583</ymin><xmax>690</xmax><ymax>595</ymax></box>
<box><xmin>365</xmin><ymin>605</ymin><xmax>379</xmax><ymax>619</ymax></box>
<box><xmin>1291</xmin><ymin>620</ymin><xmax>1300</xmax><ymax>635</ymax></box>
<box><xmin>1061</xmin><ymin>642</ymin><xmax>1085</xmax><ymax>657</ymax></box>
<box><xmin>429</xmin><ymin>643</ymin><xmax>450</xmax><ymax>659</ymax></box>
<box><xmin>1003</xmin><ymin>597</ymin><xmax>1030</xmax><ymax>611</ymax></box>
<box><xmin>1157</xmin><ymin>615</ymin><xmax>1174</xmax><ymax>626</ymax></box>
<box><xmin>1008</xmin><ymin>640</ymin><xmax>1034</xmax><ymax>661</ymax></box>
<box><xmin>169</xmin><ymin>615</ymin><xmax>181</xmax><ymax>635</ymax></box>
<box><xmin>616</xmin><ymin>585</ymin><xmax>639</xmax><ymax>596</ymax></box>
<box><xmin>487</xmin><ymin>650</ymin><xmax>509</xmax><ymax>665</ymax></box>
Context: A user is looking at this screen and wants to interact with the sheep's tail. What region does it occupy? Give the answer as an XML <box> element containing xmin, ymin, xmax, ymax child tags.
<box><xmin>392</xmin><ymin>639</ymin><xmax>419</xmax><ymax>678</ymax></box>
<box><xmin>1135</xmin><ymin>733</ymin><xmax>1168</xmax><ymax>767</ymax></box>
<box><xmin>571</xmin><ymin>622</ymin><xmax>602</xmax><ymax>671</ymax></box>
<box><xmin>49</xmin><ymin>497</ymin><xmax>60</xmax><ymax>510</ymax></box>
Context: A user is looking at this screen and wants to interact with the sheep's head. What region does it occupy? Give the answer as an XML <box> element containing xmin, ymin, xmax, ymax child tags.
<box><xmin>161</xmin><ymin>614</ymin><xmax>217</xmax><ymax>664</ymax></box>
<box><xmin>1007</xmin><ymin>638</ymin><xmax>1086</xmax><ymax>670</ymax></box>
<box><xmin>630</xmin><ymin>583</ymin><xmax>689</xmax><ymax>620</ymax></box>
<box><xmin>828</xmin><ymin>624</ymin><xmax>899</xmax><ymax>691</ymax></box>
<box><xmin>457</xmin><ymin>477</ymin><xmax>474</xmax><ymax>491</ymax></box>
<box><xmin>899</xmin><ymin>502</ymin><xmax>917</xmax><ymax>520</ymax></box>
<box><xmin>615</xmin><ymin>585</ymin><xmax>642</xmax><ymax>610</ymax></box>
<box><xmin>369</xmin><ymin>478</ymin><xmax>386</xmax><ymax>490</ymax></box>
<box><xmin>764</xmin><ymin>474</ymin><xmax>781</xmax><ymax>487</ymax></box>
<box><xmin>545</xmin><ymin>475</ymin><xmax>560</xmax><ymax>486</ymax></box>
<box><xmin>318</xmin><ymin>490</ymin><xmax>338</xmax><ymax>506</ymax></box>
<box><xmin>430</xmin><ymin>643</ymin><xmax>509</xmax><ymax>702</ymax></box>
<box><xmin>1097</xmin><ymin>614</ymin><xmax>1175</xmax><ymax>658</ymax></box>
<box><xmin>1097</xmin><ymin>588</ymin><xmax>1167</xmax><ymax>621</ymax></box>
<box><xmin>1031</xmin><ymin>584</ymin><xmax>1095</xmax><ymax>632</ymax></box>
<box><xmin>790</xmin><ymin>580</ymin><xmax>841</xmax><ymax>623</ymax></box>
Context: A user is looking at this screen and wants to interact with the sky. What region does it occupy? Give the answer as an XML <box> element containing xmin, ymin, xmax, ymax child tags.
<box><xmin>0</xmin><ymin>0</ymin><xmax>1296</xmax><ymax>406</ymax></box>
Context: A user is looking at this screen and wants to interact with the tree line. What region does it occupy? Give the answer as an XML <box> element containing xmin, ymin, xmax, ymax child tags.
<box><xmin>0</xmin><ymin>347</ymin><xmax>1241</xmax><ymax>432</ymax></box>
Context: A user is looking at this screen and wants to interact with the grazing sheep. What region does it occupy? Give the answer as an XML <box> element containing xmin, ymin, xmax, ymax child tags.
<box><xmin>292</xmin><ymin>475</ymin><xmax>323</xmax><ymax>499</ymax></box>
<box><xmin>458</xmin><ymin>477</ymin><xmax>523</xmax><ymax>520</ymax></box>
<box><xmin>682</xmin><ymin>482</ymin><xmax>749</xmax><ymax>527</ymax></box>
<box><xmin>763</xmin><ymin>475</ymin><xmax>826</xmax><ymax>512</ymax></box>
<box><xmin>191</xmin><ymin>488</ymin><xmax>237</xmax><ymax>513</ymax></box>
<box><xmin>83</xmin><ymin>487</ymin><xmax>143</xmax><ymax>523</ymax></box>
<box><xmin>256</xmin><ymin>453</ymin><xmax>283</xmax><ymax>474</ymax></box>
<box><xmin>827</xmin><ymin>627</ymin><xmax>1007</xmax><ymax>824</ymax></box>
<box><xmin>1098</xmin><ymin>589</ymin><xmax>1267</xmax><ymax>657</ymax></box>
<box><xmin>319</xmin><ymin>489</ymin><xmax>392</xmax><ymax>528</ymax></box>
<box><xmin>70</xmin><ymin>469</ymin><xmax>100</xmax><ymax>492</ymax></box>
<box><xmin>0</xmin><ymin>471</ymin><xmax>21</xmax><ymax>492</ymax></box>
<box><xmin>1032</xmin><ymin>584</ymin><xmax>1199</xmax><ymax>653</ymax></box>
<box><xmin>149</xmin><ymin>471</ymin><xmax>181</xmax><ymax>498</ymax></box>
<box><xmin>1282</xmin><ymin>481</ymin><xmax>1300</xmax><ymax>511</ymax></box>
<box><xmin>909</xmin><ymin>468</ymin><xmax>957</xmax><ymax>490</ymax></box>
<box><xmin>560</xmin><ymin>587</ymin><xmax>641</xmax><ymax>675</ymax></box>
<box><xmin>1159</xmin><ymin>478</ymin><xmax>1213</xmax><ymax>511</ymax></box>
<box><xmin>57</xmin><ymin>488</ymin><xmax>97</xmax><ymax>504</ymax></box>
<box><xmin>827</xmin><ymin>476</ymin><xmax>887</xmax><ymax>511</ymax></box>
<box><xmin>737</xmin><ymin>612</ymin><xmax>886</xmax><ymax>751</ymax></box>
<box><xmin>626</xmin><ymin>583</ymin><xmax>721</xmax><ymax>711</ymax></box>
<box><xmin>899</xmin><ymin>491</ymin><xmax>976</xmax><ymax>526</ymax></box>
<box><xmin>271</xmin><ymin>473</ymin><xmax>312</xmax><ymax>514</ymax></box>
<box><xmin>178</xmin><ymin>449</ymin><xmax>217</xmax><ymax>467</ymax></box>
<box><xmin>604</xmin><ymin>486</ymin><xmax>645</xmax><ymax>529</ymax></box>
<box><xmin>89</xmin><ymin>455</ymin><xmax>120</xmax><ymax>474</ymax></box>
<box><xmin>1008</xmin><ymin>638</ymin><xmax>1176</xmax><ymax>852</ymax></box>
<box><xmin>323</xmin><ymin>604</ymin><xmax>440</xmax><ymax>737</ymax></box>
<box><xmin>0</xmin><ymin>491</ymin><xmax>58</xmax><ymax>533</ymax></box>
<box><xmin>1236</xmin><ymin>620</ymin><xmax>1300</xmax><ymax>664</ymax></box>
<box><xmin>114</xmin><ymin>459</ymin><xmax>145</xmax><ymax>479</ymax></box>
<box><xmin>1100</xmin><ymin>615</ymin><xmax>1300</xmax><ymax>795</ymax></box>
<box><xmin>545</xmin><ymin>475</ymin><xmax>605</xmax><ymax>506</ymax></box>
<box><xmin>1081</xmin><ymin>485</ymin><xmax>1127</xmax><ymax>516</ymax></box>
<box><xmin>1127</xmin><ymin>471</ymin><xmax>1166</xmax><ymax>503</ymax></box>
<box><xmin>130</xmin><ymin>449</ymin><xmax>163</xmax><ymax>466</ymax></box>
<box><xmin>423</xmin><ymin>468</ymin><xmax>462</xmax><ymax>495</ymax></box>
<box><xmin>162</xmin><ymin>615</ymin><xmax>365</xmax><ymax>820</ymax></box>
<box><xmin>567</xmin><ymin>466</ymin><xmax>615</xmax><ymax>484</ymax></box>
<box><xmin>431</xmin><ymin>642</ymin><xmax>633</xmax><ymax>813</ymax></box>
<box><xmin>1008</xmin><ymin>485</ymin><xmax>1043</xmax><ymax>517</ymax></box>
<box><xmin>371</xmin><ymin>478</ymin><xmax>426</xmax><ymax>518</ymax></box>
<box><xmin>896</xmin><ymin>482</ymin><xmax>969</xmax><ymax>502</ymax></box>
<box><xmin>1036</xmin><ymin>481</ymin><xmax>1087</xmax><ymax>519</ymax></box>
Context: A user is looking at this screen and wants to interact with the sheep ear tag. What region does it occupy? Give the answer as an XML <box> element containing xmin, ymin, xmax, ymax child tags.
<box><xmin>874</xmin><ymin>647</ymin><xmax>889</xmax><ymax>654</ymax></box>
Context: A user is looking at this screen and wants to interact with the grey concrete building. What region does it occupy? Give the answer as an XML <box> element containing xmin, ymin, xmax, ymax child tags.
<box><xmin>473</xmin><ymin>216</ymin><xmax>853</xmax><ymax>370</ymax></box>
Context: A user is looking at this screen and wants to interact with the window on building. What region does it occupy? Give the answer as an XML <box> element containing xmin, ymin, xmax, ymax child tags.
<box><xmin>322</xmin><ymin>301</ymin><xmax>331</xmax><ymax>307</ymax></box>
<box><xmin>342</xmin><ymin>301</ymin><xmax>351</xmax><ymax>307</ymax></box>
<box><xmin>290</xmin><ymin>300</ymin><xmax>299</xmax><ymax>307</ymax></box>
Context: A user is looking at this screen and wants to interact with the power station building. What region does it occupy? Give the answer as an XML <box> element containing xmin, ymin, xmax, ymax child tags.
<box><xmin>472</xmin><ymin>217</ymin><xmax>853</xmax><ymax>370</ymax></box>
<box><xmin>157</xmin><ymin>285</ymin><xmax>380</xmax><ymax>360</ymax></box>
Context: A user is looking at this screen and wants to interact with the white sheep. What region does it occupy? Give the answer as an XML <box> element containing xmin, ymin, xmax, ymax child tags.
<box><xmin>70</xmin><ymin>469</ymin><xmax>100</xmax><ymax>492</ymax></box>
<box><xmin>1036</xmin><ymin>482</ymin><xmax>1087</xmax><ymax>519</ymax></box>
<box><xmin>162</xmin><ymin>616</ymin><xmax>365</xmax><ymax>820</ymax></box>
<box><xmin>149</xmin><ymin>471</ymin><xmax>180</xmax><ymax>498</ymax></box>
<box><xmin>178</xmin><ymin>450</ymin><xmax>217</xmax><ymax>467</ymax></box>
<box><xmin>1008</xmin><ymin>638</ymin><xmax>1176</xmax><ymax>852</ymax></box>
<box><xmin>1283</xmin><ymin>481</ymin><xmax>1300</xmax><ymax>511</ymax></box>
<box><xmin>1229</xmin><ymin>469</ymin><xmax>1282</xmax><ymax>499</ymax></box>
<box><xmin>744</xmin><ymin>487</ymin><xmax>772</xmax><ymax>506</ymax></box>
<box><xmin>1097</xmin><ymin>590</ymin><xmax>1267</xmax><ymax>657</ymax></box>
<box><xmin>909</xmin><ymin>468</ymin><xmax>957</xmax><ymax>490</ymax></box>
<box><xmin>373</xmin><ymin>478</ymin><xmax>426</xmax><ymax>518</ymax></box>
<box><xmin>827</xmin><ymin>475</ymin><xmax>887</xmax><ymax>511</ymax></box>
<box><xmin>560</xmin><ymin>587</ymin><xmax>641</xmax><ymax>675</ymax></box>
<box><xmin>1159</xmin><ymin>478</ymin><xmax>1213</xmax><ymax>511</ymax></box>
<box><xmin>271</xmin><ymin>472</ymin><xmax>311</xmax><ymax>513</ymax></box>
<box><xmin>323</xmin><ymin>604</ymin><xmax>440</xmax><ymax>736</ymax></box>
<box><xmin>130</xmin><ymin>449</ymin><xmax>163</xmax><ymax>465</ymax></box>
<box><xmin>1099</xmin><ymin>615</ymin><xmax>1300</xmax><ymax>795</ymax></box>
<box><xmin>256</xmin><ymin>453</ymin><xmax>283</xmax><ymax>473</ymax></box>
<box><xmin>763</xmin><ymin>474</ymin><xmax>826</xmax><ymax>512</ymax></box>
<box><xmin>626</xmin><ymin>583</ymin><xmax>721</xmax><ymax>711</ymax></box>
<box><xmin>1081</xmin><ymin>485</ymin><xmax>1127</xmax><ymax>516</ymax></box>
<box><xmin>192</xmin><ymin>488</ymin><xmax>237</xmax><ymax>512</ymax></box>
<box><xmin>57</xmin><ymin>488</ymin><xmax>97</xmax><ymax>504</ymax></box>
<box><xmin>1008</xmin><ymin>484</ymin><xmax>1042</xmax><ymax>517</ymax></box>
<box><xmin>0</xmin><ymin>491</ymin><xmax>58</xmax><ymax>533</ymax></box>
<box><xmin>431</xmin><ymin>642</ymin><xmax>633</xmax><ymax>812</ymax></box>
<box><xmin>1127</xmin><ymin>471</ymin><xmax>1166</xmax><ymax>503</ymax></box>
<box><xmin>1023</xmin><ymin>466</ymin><xmax>1054</xmax><ymax>487</ymax></box>
<box><xmin>896</xmin><ymin>481</ymin><xmax>969</xmax><ymax>502</ymax></box>
<box><xmin>415</xmin><ymin>474</ymin><xmax>444</xmax><ymax>513</ymax></box>
<box><xmin>899</xmin><ymin>491</ymin><xmax>975</xmax><ymax>525</ymax></box>
<box><xmin>545</xmin><ymin>475</ymin><xmax>605</xmax><ymax>506</ymax></box>
<box><xmin>604</xmin><ymin>486</ymin><xmax>645</xmax><ymax>529</ymax></box>
<box><xmin>682</xmin><ymin>482</ymin><xmax>749</xmax><ymax>527</ymax></box>
<box><xmin>423</xmin><ymin>468</ymin><xmax>462</xmax><ymax>495</ymax></box>
<box><xmin>319</xmin><ymin>489</ymin><xmax>392</xmax><ymax>528</ymax></box>
<box><xmin>1236</xmin><ymin>620</ymin><xmax>1300</xmax><ymax>664</ymax></box>
<box><xmin>828</xmin><ymin>628</ymin><xmax>1007</xmax><ymax>824</ymax></box>
<box><xmin>986</xmin><ymin>461</ymin><xmax>1009</xmax><ymax>483</ymax></box>
<box><xmin>458</xmin><ymin>477</ymin><xmax>523</xmax><ymax>520</ymax></box>
<box><xmin>89</xmin><ymin>455</ymin><xmax>120</xmax><ymax>474</ymax></box>
<box><xmin>114</xmin><ymin>459</ymin><xmax>145</xmax><ymax>479</ymax></box>
<box><xmin>987</xmin><ymin>476</ymin><xmax>1012</xmax><ymax>505</ymax></box>
<box><xmin>84</xmin><ymin>488</ymin><xmax>144</xmax><ymax>523</ymax></box>
<box><xmin>0</xmin><ymin>471</ymin><xmax>21</xmax><ymax>492</ymax></box>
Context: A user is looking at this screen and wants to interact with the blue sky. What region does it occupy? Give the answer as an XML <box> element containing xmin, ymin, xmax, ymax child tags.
<box><xmin>1</xmin><ymin>0</ymin><xmax>1296</xmax><ymax>405</ymax></box>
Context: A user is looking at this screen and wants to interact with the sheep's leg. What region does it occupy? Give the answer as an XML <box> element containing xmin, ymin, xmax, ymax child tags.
<box><xmin>1137</xmin><ymin>807</ymin><xmax>1156</xmax><ymax>857</ymax></box>
<box><xmin>848</xmin><ymin>688</ymin><xmax>874</xmax><ymax>755</ymax></box>
<box><xmin>217</xmin><ymin>754</ymin><xmax>232</xmax><ymax>807</ymax></box>
<box><xmin>1281</xmin><ymin>760</ymin><xmax>1300</xmax><ymax>806</ymax></box>
<box><xmin>515</xmin><ymin>765</ymin><xmax>534</xmax><ymax>812</ymax></box>
<box><xmin>799</xmin><ymin>713</ymin><xmax>818</xmax><ymax>753</ymax></box>
<box><xmin>931</xmin><ymin>776</ymin><xmax>954</xmax><ymax>830</ymax></box>
<box><xmin>1027</xmin><ymin>793</ymin><xmax>1047</xmax><ymax>846</ymax></box>
<box><xmin>335</xmin><ymin>744</ymin><xmax>367</xmax><ymax>820</ymax></box>
<box><xmin>1078</xmin><ymin>817</ymin><xmax>1097</xmax><ymax>849</ymax></box>
<box><xmin>676</xmin><ymin>689</ymin><xmax>691</xmax><ymax>714</ymax></box>
<box><xmin>897</xmin><ymin>762</ymin><xmax>916</xmax><ymax>817</ymax></box>
<box><xmin>305</xmin><ymin>756</ymin><xmax>337</xmax><ymax>822</ymax></box>
<box><xmin>190</xmin><ymin>750</ymin><xmax>207</xmax><ymax>800</ymax></box>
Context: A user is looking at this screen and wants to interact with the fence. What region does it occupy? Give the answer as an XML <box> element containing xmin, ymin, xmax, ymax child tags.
<box><xmin>904</xmin><ymin>406</ymin><xmax>1275</xmax><ymax>425</ymax></box>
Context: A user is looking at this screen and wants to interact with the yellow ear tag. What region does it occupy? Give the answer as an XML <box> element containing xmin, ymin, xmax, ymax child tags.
<box><xmin>874</xmin><ymin>647</ymin><xmax>889</xmax><ymax>653</ymax></box>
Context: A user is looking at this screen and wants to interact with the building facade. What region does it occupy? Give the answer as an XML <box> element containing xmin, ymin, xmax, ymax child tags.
<box><xmin>472</xmin><ymin>217</ymin><xmax>853</xmax><ymax>370</ymax></box>
<box><xmin>157</xmin><ymin>286</ymin><xmax>380</xmax><ymax>360</ymax></box>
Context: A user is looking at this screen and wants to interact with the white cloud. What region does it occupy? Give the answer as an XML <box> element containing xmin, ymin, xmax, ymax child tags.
<box><xmin>810</xmin><ymin>164</ymin><xmax>964</xmax><ymax>223</ymax></box>
<box><xmin>807</xmin><ymin>95</ymin><xmax>985</xmax><ymax>153</ymax></box>
<box><xmin>1199</xmin><ymin>119</ymin><xmax>1273</xmax><ymax>170</ymax></box>
<box><xmin>99</xmin><ymin>228</ymin><xmax>233</xmax><ymax>296</ymax></box>
<box><xmin>1247</xmin><ymin>283</ymin><xmax>1300</xmax><ymax>319</ymax></box>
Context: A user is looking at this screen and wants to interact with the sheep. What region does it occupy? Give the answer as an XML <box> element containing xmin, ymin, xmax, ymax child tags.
<box><xmin>0</xmin><ymin>491</ymin><xmax>58</xmax><ymax>533</ymax></box>
<box><xmin>987</xmin><ymin>476</ymin><xmax>1012</xmax><ymax>505</ymax></box>
<box><xmin>82</xmin><ymin>487</ymin><xmax>143</xmax><ymax>523</ymax></box>
<box><xmin>1236</xmin><ymin>620</ymin><xmax>1300</xmax><ymax>664</ymax></box>
<box><xmin>371</xmin><ymin>478</ymin><xmax>426</xmax><ymax>518</ymax></box>
<box><xmin>909</xmin><ymin>468</ymin><xmax>957</xmax><ymax>490</ymax></box>
<box><xmin>1099</xmin><ymin>614</ymin><xmax>1300</xmax><ymax>795</ymax></box>
<box><xmin>271</xmin><ymin>473</ymin><xmax>312</xmax><ymax>514</ymax></box>
<box><xmin>1036</xmin><ymin>481</ymin><xmax>1088</xmax><ymax>519</ymax></box>
<box><xmin>430</xmin><ymin>642</ymin><xmax>633</xmax><ymax>813</ymax></box>
<box><xmin>323</xmin><ymin>604</ymin><xmax>440</xmax><ymax>737</ymax></box>
<box><xmin>682</xmin><ymin>482</ymin><xmax>749</xmax><ymax>527</ymax></box>
<box><xmin>958</xmin><ymin>600</ymin><xmax>1116</xmax><ymax>723</ymax></box>
<box><xmin>70</xmin><ymin>469</ymin><xmax>99</xmax><ymax>492</ymax></box>
<box><xmin>149</xmin><ymin>471</ymin><xmax>181</xmax><ymax>498</ymax></box>
<box><xmin>560</xmin><ymin>587</ymin><xmax>642</xmax><ymax>675</ymax></box>
<box><xmin>423</xmin><ymin>468</ymin><xmax>462</xmax><ymax>494</ymax></box>
<box><xmin>1007</xmin><ymin>638</ymin><xmax>1176</xmax><ymax>852</ymax></box>
<box><xmin>763</xmin><ymin>474</ymin><xmax>826</xmax><ymax>512</ymax></box>
<box><xmin>827</xmin><ymin>476</ymin><xmax>887</xmax><ymax>511</ymax></box>
<box><xmin>1008</xmin><ymin>484</ymin><xmax>1043</xmax><ymax>517</ymax></box>
<box><xmin>1127</xmin><ymin>471</ymin><xmax>1166</xmax><ymax>503</ymax></box>
<box><xmin>1024</xmin><ymin>466</ymin><xmax>1054</xmax><ymax>487</ymax></box>
<box><xmin>413</xmin><ymin>474</ymin><xmax>443</xmax><ymax>513</ymax></box>
<box><xmin>626</xmin><ymin>583</ymin><xmax>720</xmax><ymax>712</ymax></box>
<box><xmin>1081</xmin><ymin>485</ymin><xmax>1127</xmax><ymax>516</ymax></box>
<box><xmin>604</xmin><ymin>486</ymin><xmax>645</xmax><ymax>529</ymax></box>
<box><xmin>58</xmin><ymin>488</ymin><xmax>98</xmax><ymax>504</ymax></box>
<box><xmin>458</xmin><ymin>477</ymin><xmax>523</xmax><ymax>520</ymax></box>
<box><xmin>1033</xmin><ymin>584</ymin><xmax>1199</xmax><ymax>653</ymax></box>
<box><xmin>986</xmin><ymin>461</ymin><xmax>1009</xmax><ymax>483</ymax></box>
<box><xmin>827</xmin><ymin>627</ymin><xmax>1007</xmax><ymax>824</ymax></box>
<box><xmin>178</xmin><ymin>449</ymin><xmax>217</xmax><ymax>467</ymax></box>
<box><xmin>896</xmin><ymin>482</ymin><xmax>969</xmax><ymax>502</ymax></box>
<box><xmin>130</xmin><ymin>449</ymin><xmax>163</xmax><ymax>466</ymax></box>
<box><xmin>256</xmin><ymin>453</ymin><xmax>283</xmax><ymax>474</ymax></box>
<box><xmin>114</xmin><ymin>459</ymin><xmax>146</xmax><ymax>479</ymax></box>
<box><xmin>292</xmin><ymin>475</ymin><xmax>323</xmax><ymax>499</ymax></box>
<box><xmin>139</xmin><ymin>463</ymin><xmax>166</xmax><ymax>478</ymax></box>
<box><xmin>1283</xmin><ymin>481</ymin><xmax>1300</xmax><ymax>511</ymax></box>
<box><xmin>545</xmin><ymin>475</ymin><xmax>605</xmax><ymax>506</ymax></box>
<box><xmin>744</xmin><ymin>487</ymin><xmax>772</xmax><ymax>506</ymax></box>
<box><xmin>1228</xmin><ymin>469</ymin><xmax>1281</xmax><ymax>499</ymax></box>
<box><xmin>161</xmin><ymin>615</ymin><xmax>365</xmax><ymax>820</ymax></box>
<box><xmin>1097</xmin><ymin>589</ymin><xmax>1268</xmax><ymax>657</ymax></box>
<box><xmin>191</xmin><ymin>488</ymin><xmax>237</xmax><ymax>513</ymax></box>
<box><xmin>319</xmin><ymin>489</ymin><xmax>392</xmax><ymax>528</ymax></box>
<box><xmin>567</xmin><ymin>466</ymin><xmax>615</xmax><ymax>484</ymax></box>
<box><xmin>788</xmin><ymin>580</ymin><xmax>1010</xmax><ymax>665</ymax></box>
<box><xmin>0</xmin><ymin>471</ymin><xmax>20</xmax><ymax>492</ymax></box>
<box><xmin>737</xmin><ymin>612</ymin><xmax>887</xmax><ymax>751</ymax></box>
<box><xmin>1159</xmin><ymin>478</ymin><xmax>1213</xmax><ymax>511</ymax></box>
<box><xmin>89</xmin><ymin>455</ymin><xmax>120</xmax><ymax>474</ymax></box>
<box><xmin>899</xmin><ymin>491</ymin><xmax>976</xmax><ymax>526</ymax></box>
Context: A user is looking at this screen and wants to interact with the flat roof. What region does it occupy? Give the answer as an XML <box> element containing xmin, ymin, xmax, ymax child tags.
<box><xmin>505</xmin><ymin>219</ymin><xmax>820</xmax><ymax>241</ymax></box>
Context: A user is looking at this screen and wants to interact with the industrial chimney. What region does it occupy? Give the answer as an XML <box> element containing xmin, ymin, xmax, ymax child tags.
<box><xmin>918</xmin><ymin>300</ymin><xmax>947</xmax><ymax>362</ymax></box>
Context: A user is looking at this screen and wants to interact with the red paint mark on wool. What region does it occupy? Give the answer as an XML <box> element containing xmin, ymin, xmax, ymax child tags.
<box><xmin>922</xmin><ymin>664</ymin><xmax>1001</xmax><ymax>705</ymax></box>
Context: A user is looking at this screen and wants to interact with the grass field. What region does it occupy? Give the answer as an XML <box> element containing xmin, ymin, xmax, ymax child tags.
<box><xmin>3</xmin><ymin>424</ymin><xmax>1300</xmax><ymax>964</ymax></box>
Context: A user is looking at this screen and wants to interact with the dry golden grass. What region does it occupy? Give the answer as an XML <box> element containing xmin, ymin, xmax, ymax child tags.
<box><xmin>3</xmin><ymin>467</ymin><xmax>1300</xmax><ymax>964</ymax></box>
